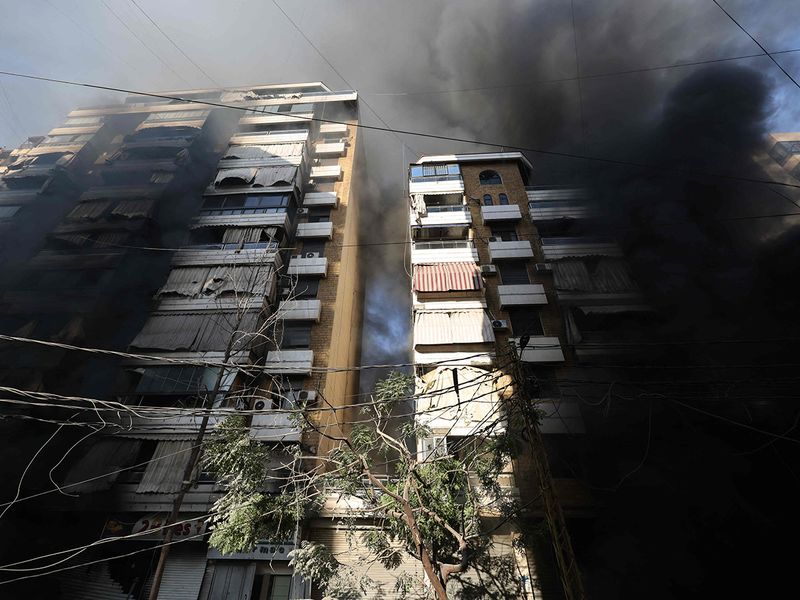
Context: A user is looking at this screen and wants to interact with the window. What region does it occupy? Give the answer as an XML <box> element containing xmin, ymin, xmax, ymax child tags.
<box><xmin>293</xmin><ymin>277</ymin><xmax>319</xmax><ymax>298</ymax></box>
<box><xmin>479</xmin><ymin>170</ymin><xmax>502</xmax><ymax>185</ymax></box>
<box><xmin>200</xmin><ymin>194</ymin><xmax>289</xmax><ymax>216</ymax></box>
<box><xmin>63</xmin><ymin>116</ymin><xmax>103</xmax><ymax>126</ymax></box>
<box><xmin>410</xmin><ymin>163</ymin><xmax>460</xmax><ymax>180</ymax></box>
<box><xmin>307</xmin><ymin>208</ymin><xmax>331</xmax><ymax>222</ymax></box>
<box><xmin>499</xmin><ymin>193</ymin><xmax>509</xmax><ymax>205</ymax></box>
<box><xmin>498</xmin><ymin>261</ymin><xmax>530</xmax><ymax>285</ymax></box>
<box><xmin>0</xmin><ymin>205</ymin><xmax>21</xmax><ymax>220</ymax></box>
<box><xmin>147</xmin><ymin>110</ymin><xmax>207</xmax><ymax>121</ymax></box>
<box><xmin>491</xmin><ymin>224</ymin><xmax>518</xmax><ymax>241</ymax></box>
<box><xmin>279</xmin><ymin>324</ymin><xmax>311</xmax><ymax>348</ymax></box>
<box><xmin>300</xmin><ymin>240</ymin><xmax>326</xmax><ymax>257</ymax></box>
<box><xmin>134</xmin><ymin>365</ymin><xmax>220</xmax><ymax>395</ymax></box>
<box><xmin>483</xmin><ymin>194</ymin><xmax>493</xmax><ymax>206</ymax></box>
<box><xmin>507</xmin><ymin>308</ymin><xmax>543</xmax><ymax>336</ymax></box>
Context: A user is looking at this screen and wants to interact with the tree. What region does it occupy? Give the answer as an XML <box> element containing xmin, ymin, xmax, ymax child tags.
<box><xmin>205</xmin><ymin>369</ymin><xmax>533</xmax><ymax>600</ymax></box>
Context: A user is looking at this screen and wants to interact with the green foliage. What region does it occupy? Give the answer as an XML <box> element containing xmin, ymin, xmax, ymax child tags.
<box><xmin>205</xmin><ymin>415</ymin><xmax>313</xmax><ymax>554</ymax></box>
<box><xmin>289</xmin><ymin>541</ymin><xmax>373</xmax><ymax>600</ymax></box>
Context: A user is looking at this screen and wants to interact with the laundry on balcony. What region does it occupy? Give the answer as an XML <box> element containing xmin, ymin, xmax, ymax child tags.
<box><xmin>413</xmin><ymin>262</ymin><xmax>482</xmax><ymax>292</ymax></box>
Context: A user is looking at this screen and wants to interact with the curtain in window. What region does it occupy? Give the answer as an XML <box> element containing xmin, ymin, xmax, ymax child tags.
<box><xmin>214</xmin><ymin>167</ymin><xmax>257</xmax><ymax>186</ymax></box>
<box><xmin>253</xmin><ymin>166</ymin><xmax>297</xmax><ymax>187</ymax></box>
<box><xmin>62</xmin><ymin>438</ymin><xmax>142</xmax><ymax>493</ymax></box>
<box><xmin>552</xmin><ymin>260</ymin><xmax>592</xmax><ymax>291</ymax></box>
<box><xmin>111</xmin><ymin>198</ymin><xmax>155</xmax><ymax>219</ymax></box>
<box><xmin>221</xmin><ymin>227</ymin><xmax>268</xmax><ymax>245</ymax></box>
<box><xmin>137</xmin><ymin>440</ymin><xmax>195</xmax><ymax>493</ymax></box>
<box><xmin>222</xmin><ymin>143</ymin><xmax>303</xmax><ymax>160</ymax></box>
<box><xmin>414</xmin><ymin>310</ymin><xmax>495</xmax><ymax>345</ymax></box>
<box><xmin>592</xmin><ymin>259</ymin><xmax>637</xmax><ymax>292</ymax></box>
<box><xmin>67</xmin><ymin>201</ymin><xmax>110</xmax><ymax>220</ymax></box>
<box><xmin>158</xmin><ymin>267</ymin><xmax>209</xmax><ymax>297</ymax></box>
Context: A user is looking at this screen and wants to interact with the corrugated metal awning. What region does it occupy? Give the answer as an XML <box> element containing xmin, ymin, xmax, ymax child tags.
<box><xmin>413</xmin><ymin>262</ymin><xmax>482</xmax><ymax>292</ymax></box>
<box><xmin>130</xmin><ymin>311</ymin><xmax>260</xmax><ymax>352</ymax></box>
<box><xmin>137</xmin><ymin>440</ymin><xmax>195</xmax><ymax>493</ymax></box>
<box><xmin>414</xmin><ymin>309</ymin><xmax>495</xmax><ymax>345</ymax></box>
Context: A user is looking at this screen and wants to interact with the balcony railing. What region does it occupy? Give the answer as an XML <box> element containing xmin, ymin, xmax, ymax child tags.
<box><xmin>413</xmin><ymin>240</ymin><xmax>472</xmax><ymax>250</ymax></box>
<box><xmin>411</xmin><ymin>239</ymin><xmax>478</xmax><ymax>264</ymax></box>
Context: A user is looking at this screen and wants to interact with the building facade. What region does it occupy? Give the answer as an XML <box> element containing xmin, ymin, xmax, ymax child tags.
<box><xmin>0</xmin><ymin>82</ymin><xmax>363</xmax><ymax>600</ymax></box>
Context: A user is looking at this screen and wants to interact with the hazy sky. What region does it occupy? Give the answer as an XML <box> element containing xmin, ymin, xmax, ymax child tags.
<box><xmin>2</xmin><ymin>0</ymin><xmax>800</xmax><ymax>371</ymax></box>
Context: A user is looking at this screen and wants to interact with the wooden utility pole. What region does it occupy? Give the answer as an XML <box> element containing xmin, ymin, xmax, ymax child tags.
<box><xmin>508</xmin><ymin>341</ymin><xmax>586</xmax><ymax>600</ymax></box>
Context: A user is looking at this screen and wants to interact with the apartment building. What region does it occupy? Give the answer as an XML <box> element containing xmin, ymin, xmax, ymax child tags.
<box><xmin>0</xmin><ymin>82</ymin><xmax>363</xmax><ymax>600</ymax></box>
<box><xmin>406</xmin><ymin>153</ymin><xmax>611</xmax><ymax>597</ymax></box>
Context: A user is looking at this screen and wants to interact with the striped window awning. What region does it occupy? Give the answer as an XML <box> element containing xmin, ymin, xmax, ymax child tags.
<box><xmin>414</xmin><ymin>310</ymin><xmax>495</xmax><ymax>346</ymax></box>
<box><xmin>414</xmin><ymin>262</ymin><xmax>482</xmax><ymax>293</ymax></box>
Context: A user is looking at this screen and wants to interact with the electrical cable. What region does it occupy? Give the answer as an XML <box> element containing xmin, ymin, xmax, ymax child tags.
<box><xmin>127</xmin><ymin>0</ymin><xmax>220</xmax><ymax>86</ymax></box>
<box><xmin>100</xmin><ymin>0</ymin><xmax>192</xmax><ymax>87</ymax></box>
<box><xmin>710</xmin><ymin>0</ymin><xmax>800</xmax><ymax>90</ymax></box>
<box><xmin>0</xmin><ymin>69</ymin><xmax>798</xmax><ymax>190</ymax></box>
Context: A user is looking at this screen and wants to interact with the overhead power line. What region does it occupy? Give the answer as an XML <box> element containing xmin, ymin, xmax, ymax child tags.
<box><xmin>0</xmin><ymin>69</ymin><xmax>799</xmax><ymax>191</ymax></box>
<box><xmin>128</xmin><ymin>0</ymin><xmax>221</xmax><ymax>86</ymax></box>
<box><xmin>363</xmin><ymin>48</ymin><xmax>800</xmax><ymax>97</ymax></box>
<box><xmin>100</xmin><ymin>0</ymin><xmax>191</xmax><ymax>87</ymax></box>
<box><xmin>711</xmin><ymin>0</ymin><xmax>800</xmax><ymax>91</ymax></box>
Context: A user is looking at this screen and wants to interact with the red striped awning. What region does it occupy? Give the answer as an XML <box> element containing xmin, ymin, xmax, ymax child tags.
<box><xmin>414</xmin><ymin>262</ymin><xmax>482</xmax><ymax>292</ymax></box>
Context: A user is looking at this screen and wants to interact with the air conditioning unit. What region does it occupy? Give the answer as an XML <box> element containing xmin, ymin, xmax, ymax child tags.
<box><xmin>491</xmin><ymin>319</ymin><xmax>509</xmax><ymax>330</ymax></box>
<box><xmin>253</xmin><ymin>399</ymin><xmax>269</xmax><ymax>411</ymax></box>
<box><xmin>488</xmin><ymin>236</ymin><xmax>500</xmax><ymax>242</ymax></box>
<box><xmin>534</xmin><ymin>263</ymin><xmax>552</xmax><ymax>273</ymax></box>
<box><xmin>480</xmin><ymin>264</ymin><xmax>497</xmax><ymax>275</ymax></box>
<box><xmin>290</xmin><ymin>255</ymin><xmax>301</xmax><ymax>260</ymax></box>
<box><xmin>290</xmin><ymin>390</ymin><xmax>317</xmax><ymax>404</ymax></box>
<box><xmin>303</xmin><ymin>251</ymin><xmax>320</xmax><ymax>259</ymax></box>
<box><xmin>296</xmin><ymin>207</ymin><xmax>309</xmax><ymax>215</ymax></box>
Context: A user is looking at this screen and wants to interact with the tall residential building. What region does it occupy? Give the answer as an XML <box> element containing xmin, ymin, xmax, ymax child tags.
<box><xmin>407</xmin><ymin>153</ymin><xmax>602</xmax><ymax>598</ymax></box>
<box><xmin>0</xmin><ymin>82</ymin><xmax>363</xmax><ymax>600</ymax></box>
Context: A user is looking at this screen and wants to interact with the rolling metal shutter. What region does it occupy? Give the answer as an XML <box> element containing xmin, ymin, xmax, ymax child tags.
<box><xmin>156</xmin><ymin>545</ymin><xmax>208</xmax><ymax>600</ymax></box>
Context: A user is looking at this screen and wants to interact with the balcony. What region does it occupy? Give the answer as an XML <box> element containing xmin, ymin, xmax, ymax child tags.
<box><xmin>411</xmin><ymin>240</ymin><xmax>479</xmax><ymax>265</ymax></box>
<box><xmin>310</xmin><ymin>165</ymin><xmax>342</xmax><ymax>180</ymax></box>
<box><xmin>411</xmin><ymin>206</ymin><xmax>471</xmax><ymax>228</ymax></box>
<box><xmin>497</xmin><ymin>284</ymin><xmax>547</xmax><ymax>307</ymax></box>
<box><xmin>264</xmin><ymin>349</ymin><xmax>314</xmax><ymax>374</ymax></box>
<box><xmin>115</xmin><ymin>414</ymin><xmax>228</xmax><ymax>438</ymax></box>
<box><xmin>296</xmin><ymin>221</ymin><xmax>333</xmax><ymax>239</ymax></box>
<box><xmin>409</xmin><ymin>175</ymin><xmax>464</xmax><ymax>196</ymax></box>
<box><xmin>172</xmin><ymin>247</ymin><xmax>280</xmax><ymax>267</ymax></box>
<box><xmin>540</xmin><ymin>237</ymin><xmax>622</xmax><ymax>261</ymax></box>
<box><xmin>278</xmin><ymin>299</ymin><xmax>322</xmax><ymax>321</ymax></box>
<box><xmin>315</xmin><ymin>142</ymin><xmax>345</xmax><ymax>156</ymax></box>
<box><xmin>192</xmin><ymin>211</ymin><xmax>290</xmax><ymax>229</ymax></box>
<box><xmin>287</xmin><ymin>255</ymin><xmax>327</xmax><ymax>276</ymax></box>
<box><xmin>526</xmin><ymin>187</ymin><xmax>591</xmax><ymax>221</ymax></box>
<box><xmin>488</xmin><ymin>240</ymin><xmax>534</xmax><ymax>261</ymax></box>
<box><xmin>250</xmin><ymin>412</ymin><xmax>302</xmax><ymax>442</ymax></box>
<box><xmin>319</xmin><ymin>122</ymin><xmax>348</xmax><ymax>136</ymax></box>
<box><xmin>481</xmin><ymin>204</ymin><xmax>522</xmax><ymax>223</ymax></box>
<box><xmin>238</xmin><ymin>113</ymin><xmax>313</xmax><ymax>127</ymax></box>
<box><xmin>303</xmin><ymin>191</ymin><xmax>338</xmax><ymax>207</ymax></box>
<box><xmin>229</xmin><ymin>131</ymin><xmax>309</xmax><ymax>146</ymax></box>
<box><xmin>512</xmin><ymin>336</ymin><xmax>565</xmax><ymax>363</ymax></box>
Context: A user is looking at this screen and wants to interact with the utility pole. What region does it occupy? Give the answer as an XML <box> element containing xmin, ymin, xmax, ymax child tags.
<box><xmin>508</xmin><ymin>339</ymin><xmax>586</xmax><ymax>600</ymax></box>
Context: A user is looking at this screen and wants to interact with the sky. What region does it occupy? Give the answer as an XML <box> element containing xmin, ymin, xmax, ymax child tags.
<box><xmin>2</xmin><ymin>1</ymin><xmax>800</xmax><ymax>596</ymax></box>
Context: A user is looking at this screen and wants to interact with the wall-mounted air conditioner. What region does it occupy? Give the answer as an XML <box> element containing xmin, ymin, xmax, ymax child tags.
<box><xmin>290</xmin><ymin>255</ymin><xmax>301</xmax><ymax>260</ymax></box>
<box><xmin>534</xmin><ymin>263</ymin><xmax>552</xmax><ymax>273</ymax></box>
<box><xmin>289</xmin><ymin>390</ymin><xmax>317</xmax><ymax>405</ymax></box>
<box><xmin>480</xmin><ymin>265</ymin><xmax>497</xmax><ymax>275</ymax></box>
<box><xmin>303</xmin><ymin>251</ymin><xmax>320</xmax><ymax>259</ymax></box>
<box><xmin>488</xmin><ymin>236</ymin><xmax>500</xmax><ymax>242</ymax></box>
<box><xmin>491</xmin><ymin>319</ymin><xmax>509</xmax><ymax>330</ymax></box>
<box><xmin>296</xmin><ymin>207</ymin><xmax>309</xmax><ymax>215</ymax></box>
